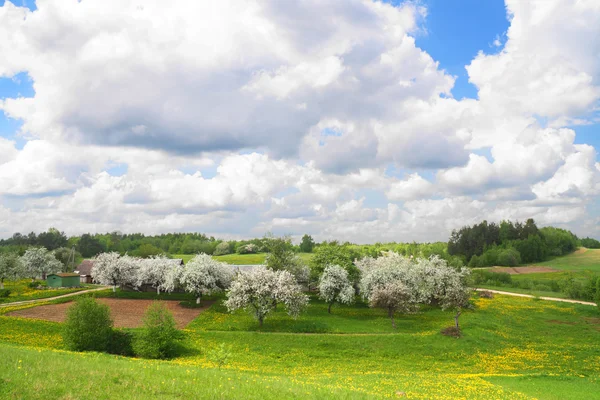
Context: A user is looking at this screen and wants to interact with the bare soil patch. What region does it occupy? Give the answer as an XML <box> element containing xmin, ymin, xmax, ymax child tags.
<box><xmin>488</xmin><ymin>266</ymin><xmax>559</xmax><ymax>275</ymax></box>
<box><xmin>546</xmin><ymin>319</ymin><xmax>576</xmax><ymax>325</ymax></box>
<box><xmin>6</xmin><ymin>298</ymin><xmax>213</xmax><ymax>328</ymax></box>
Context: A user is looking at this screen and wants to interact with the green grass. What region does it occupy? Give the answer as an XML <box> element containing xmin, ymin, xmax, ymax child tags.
<box><xmin>0</xmin><ymin>279</ymin><xmax>90</xmax><ymax>304</ymax></box>
<box><xmin>173</xmin><ymin>253</ymin><xmax>314</xmax><ymax>265</ymax></box>
<box><xmin>528</xmin><ymin>248</ymin><xmax>600</xmax><ymax>272</ymax></box>
<box><xmin>1</xmin><ymin>293</ymin><xmax>599</xmax><ymax>399</ymax></box>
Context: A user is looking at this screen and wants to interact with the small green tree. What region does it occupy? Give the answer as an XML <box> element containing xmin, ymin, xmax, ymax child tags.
<box><xmin>63</xmin><ymin>297</ymin><xmax>113</xmax><ymax>352</ymax></box>
<box><xmin>299</xmin><ymin>234</ymin><xmax>315</xmax><ymax>253</ymax></box>
<box><xmin>134</xmin><ymin>302</ymin><xmax>179</xmax><ymax>359</ymax></box>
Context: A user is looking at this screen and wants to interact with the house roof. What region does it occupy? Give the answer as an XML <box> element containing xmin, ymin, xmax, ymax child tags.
<box><xmin>49</xmin><ymin>273</ymin><xmax>80</xmax><ymax>278</ymax></box>
<box><xmin>74</xmin><ymin>260</ymin><xmax>94</xmax><ymax>276</ymax></box>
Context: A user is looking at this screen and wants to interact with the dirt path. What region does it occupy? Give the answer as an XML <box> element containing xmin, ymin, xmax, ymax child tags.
<box><xmin>0</xmin><ymin>286</ymin><xmax>110</xmax><ymax>308</ymax></box>
<box><xmin>474</xmin><ymin>288</ymin><xmax>597</xmax><ymax>306</ymax></box>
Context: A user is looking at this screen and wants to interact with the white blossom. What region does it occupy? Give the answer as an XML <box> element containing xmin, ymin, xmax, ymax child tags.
<box><xmin>225</xmin><ymin>266</ymin><xmax>308</xmax><ymax>327</ymax></box>
<box><xmin>20</xmin><ymin>247</ymin><xmax>62</xmax><ymax>281</ymax></box>
<box><xmin>318</xmin><ymin>265</ymin><xmax>354</xmax><ymax>313</ymax></box>
<box><xmin>91</xmin><ymin>252</ymin><xmax>139</xmax><ymax>292</ymax></box>
<box><xmin>179</xmin><ymin>254</ymin><xmax>233</xmax><ymax>304</ymax></box>
<box><xmin>0</xmin><ymin>252</ymin><xmax>22</xmax><ymax>289</ymax></box>
<box><xmin>358</xmin><ymin>252</ymin><xmax>471</xmax><ymax>328</ymax></box>
<box><xmin>136</xmin><ymin>255</ymin><xmax>179</xmax><ymax>294</ymax></box>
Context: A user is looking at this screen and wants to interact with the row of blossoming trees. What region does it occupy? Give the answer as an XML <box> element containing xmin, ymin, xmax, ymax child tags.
<box><xmin>91</xmin><ymin>252</ymin><xmax>472</xmax><ymax>329</ymax></box>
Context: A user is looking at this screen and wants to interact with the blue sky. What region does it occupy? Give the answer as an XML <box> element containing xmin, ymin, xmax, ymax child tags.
<box><xmin>0</xmin><ymin>0</ymin><xmax>599</xmax><ymax>242</ymax></box>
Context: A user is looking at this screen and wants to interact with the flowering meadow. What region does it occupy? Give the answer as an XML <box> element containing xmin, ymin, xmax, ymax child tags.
<box><xmin>0</xmin><ymin>291</ymin><xmax>599</xmax><ymax>399</ymax></box>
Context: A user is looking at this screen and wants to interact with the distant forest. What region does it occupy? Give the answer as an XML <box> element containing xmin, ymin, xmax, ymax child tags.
<box><xmin>448</xmin><ymin>219</ymin><xmax>600</xmax><ymax>267</ymax></box>
<box><xmin>0</xmin><ymin>220</ymin><xmax>598</xmax><ymax>267</ymax></box>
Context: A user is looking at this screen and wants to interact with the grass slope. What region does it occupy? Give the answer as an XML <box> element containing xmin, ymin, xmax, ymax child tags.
<box><xmin>1</xmin><ymin>294</ymin><xmax>599</xmax><ymax>399</ymax></box>
<box><xmin>532</xmin><ymin>248</ymin><xmax>600</xmax><ymax>272</ymax></box>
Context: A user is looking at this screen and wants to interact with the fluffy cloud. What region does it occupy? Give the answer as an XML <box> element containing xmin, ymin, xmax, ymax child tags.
<box><xmin>0</xmin><ymin>0</ymin><xmax>600</xmax><ymax>242</ymax></box>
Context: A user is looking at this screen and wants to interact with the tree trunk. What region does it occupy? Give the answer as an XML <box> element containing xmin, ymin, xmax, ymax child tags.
<box><xmin>0</xmin><ymin>281</ymin><xmax>4</xmax><ymax>289</ymax></box>
<box><xmin>454</xmin><ymin>310</ymin><xmax>461</xmax><ymax>330</ymax></box>
<box><xmin>328</xmin><ymin>302</ymin><xmax>333</xmax><ymax>314</ymax></box>
<box><xmin>112</xmin><ymin>285</ymin><xmax>117</xmax><ymax>293</ymax></box>
<box><xmin>258</xmin><ymin>316</ymin><xmax>264</xmax><ymax>327</ymax></box>
<box><xmin>196</xmin><ymin>296</ymin><xmax>201</xmax><ymax>304</ymax></box>
<box><xmin>388</xmin><ymin>308</ymin><xmax>397</xmax><ymax>329</ymax></box>
<box><xmin>42</xmin><ymin>272</ymin><xmax>47</xmax><ymax>280</ymax></box>
<box><xmin>157</xmin><ymin>287</ymin><xmax>160</xmax><ymax>295</ymax></box>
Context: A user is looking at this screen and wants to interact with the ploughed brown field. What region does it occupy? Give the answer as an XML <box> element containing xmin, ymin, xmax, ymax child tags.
<box><xmin>7</xmin><ymin>298</ymin><xmax>212</xmax><ymax>328</ymax></box>
<box><xmin>487</xmin><ymin>266</ymin><xmax>559</xmax><ymax>274</ymax></box>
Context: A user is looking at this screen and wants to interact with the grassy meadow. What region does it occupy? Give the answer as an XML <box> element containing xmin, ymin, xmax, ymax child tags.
<box><xmin>1</xmin><ymin>290</ymin><xmax>599</xmax><ymax>399</ymax></box>
<box><xmin>0</xmin><ymin>279</ymin><xmax>89</xmax><ymax>304</ymax></box>
<box><xmin>477</xmin><ymin>248</ymin><xmax>600</xmax><ymax>299</ymax></box>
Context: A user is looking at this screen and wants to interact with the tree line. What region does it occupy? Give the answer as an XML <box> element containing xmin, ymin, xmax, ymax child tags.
<box><xmin>447</xmin><ymin>219</ymin><xmax>599</xmax><ymax>267</ymax></box>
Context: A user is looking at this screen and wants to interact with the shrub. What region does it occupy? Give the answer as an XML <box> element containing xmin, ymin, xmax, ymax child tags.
<box><xmin>133</xmin><ymin>302</ymin><xmax>179</xmax><ymax>359</ymax></box>
<box><xmin>108</xmin><ymin>329</ymin><xmax>134</xmax><ymax>356</ymax></box>
<box><xmin>478</xmin><ymin>290</ymin><xmax>494</xmax><ymax>299</ymax></box>
<box><xmin>214</xmin><ymin>242</ymin><xmax>231</xmax><ymax>256</ymax></box>
<box><xmin>496</xmin><ymin>248</ymin><xmax>521</xmax><ymax>267</ymax></box>
<box><xmin>236</xmin><ymin>243</ymin><xmax>258</xmax><ymax>254</ymax></box>
<box><xmin>0</xmin><ymin>289</ymin><xmax>11</xmax><ymax>298</ymax></box>
<box><xmin>470</xmin><ymin>270</ymin><xmax>511</xmax><ymax>286</ymax></box>
<box><xmin>27</xmin><ymin>280</ymin><xmax>45</xmax><ymax>289</ymax></box>
<box><xmin>206</xmin><ymin>343</ymin><xmax>232</xmax><ymax>368</ymax></box>
<box><xmin>63</xmin><ymin>297</ymin><xmax>113</xmax><ymax>352</ymax></box>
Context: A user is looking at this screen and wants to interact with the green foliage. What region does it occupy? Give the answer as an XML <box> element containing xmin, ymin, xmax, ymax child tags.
<box><xmin>214</xmin><ymin>241</ymin><xmax>232</xmax><ymax>256</ymax></box>
<box><xmin>108</xmin><ymin>329</ymin><xmax>134</xmax><ymax>356</ymax></box>
<box><xmin>27</xmin><ymin>280</ymin><xmax>45</xmax><ymax>288</ymax></box>
<box><xmin>206</xmin><ymin>342</ymin><xmax>232</xmax><ymax>368</ymax></box>
<box><xmin>133</xmin><ymin>302</ymin><xmax>180</xmax><ymax>359</ymax></box>
<box><xmin>470</xmin><ymin>270</ymin><xmax>512</xmax><ymax>286</ymax></box>
<box><xmin>299</xmin><ymin>234</ymin><xmax>315</xmax><ymax>253</ymax></box>
<box><xmin>53</xmin><ymin>247</ymin><xmax>80</xmax><ymax>271</ymax></box>
<box><xmin>496</xmin><ymin>248</ymin><xmax>521</xmax><ymax>266</ymax></box>
<box><xmin>63</xmin><ymin>297</ymin><xmax>113</xmax><ymax>352</ymax></box>
<box><xmin>580</xmin><ymin>237</ymin><xmax>600</xmax><ymax>249</ymax></box>
<box><xmin>310</xmin><ymin>244</ymin><xmax>360</xmax><ymax>283</ymax></box>
<box><xmin>77</xmin><ymin>233</ymin><xmax>106</xmax><ymax>258</ymax></box>
<box><xmin>131</xmin><ymin>243</ymin><xmax>164</xmax><ymax>258</ymax></box>
<box><xmin>513</xmin><ymin>234</ymin><xmax>548</xmax><ymax>263</ymax></box>
<box><xmin>449</xmin><ymin>219</ymin><xmax>577</xmax><ymax>266</ymax></box>
<box><xmin>0</xmin><ymin>289</ymin><xmax>11</xmax><ymax>298</ymax></box>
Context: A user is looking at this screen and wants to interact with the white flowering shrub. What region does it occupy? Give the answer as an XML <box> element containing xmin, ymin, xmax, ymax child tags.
<box><xmin>20</xmin><ymin>247</ymin><xmax>63</xmax><ymax>281</ymax></box>
<box><xmin>438</xmin><ymin>267</ymin><xmax>472</xmax><ymax>330</ymax></box>
<box><xmin>368</xmin><ymin>280</ymin><xmax>416</xmax><ymax>329</ymax></box>
<box><xmin>0</xmin><ymin>252</ymin><xmax>22</xmax><ymax>289</ymax></box>
<box><xmin>224</xmin><ymin>266</ymin><xmax>309</xmax><ymax>327</ymax></box>
<box><xmin>318</xmin><ymin>265</ymin><xmax>354</xmax><ymax>313</ymax></box>
<box><xmin>136</xmin><ymin>255</ymin><xmax>178</xmax><ymax>294</ymax></box>
<box><xmin>92</xmin><ymin>252</ymin><xmax>139</xmax><ymax>292</ymax></box>
<box><xmin>358</xmin><ymin>252</ymin><xmax>472</xmax><ymax>329</ymax></box>
<box><xmin>180</xmin><ymin>254</ymin><xmax>233</xmax><ymax>304</ymax></box>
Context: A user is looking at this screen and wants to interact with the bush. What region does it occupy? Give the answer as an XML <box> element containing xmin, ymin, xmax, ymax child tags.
<box><xmin>470</xmin><ymin>270</ymin><xmax>512</xmax><ymax>286</ymax></box>
<box><xmin>237</xmin><ymin>243</ymin><xmax>258</xmax><ymax>254</ymax></box>
<box><xmin>0</xmin><ymin>289</ymin><xmax>11</xmax><ymax>298</ymax></box>
<box><xmin>27</xmin><ymin>280</ymin><xmax>46</xmax><ymax>289</ymax></box>
<box><xmin>206</xmin><ymin>343</ymin><xmax>232</xmax><ymax>368</ymax></box>
<box><xmin>478</xmin><ymin>290</ymin><xmax>494</xmax><ymax>299</ymax></box>
<box><xmin>63</xmin><ymin>297</ymin><xmax>113</xmax><ymax>352</ymax></box>
<box><xmin>133</xmin><ymin>302</ymin><xmax>179</xmax><ymax>359</ymax></box>
<box><xmin>496</xmin><ymin>248</ymin><xmax>521</xmax><ymax>267</ymax></box>
<box><xmin>108</xmin><ymin>329</ymin><xmax>134</xmax><ymax>356</ymax></box>
<box><xmin>214</xmin><ymin>242</ymin><xmax>231</xmax><ymax>256</ymax></box>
